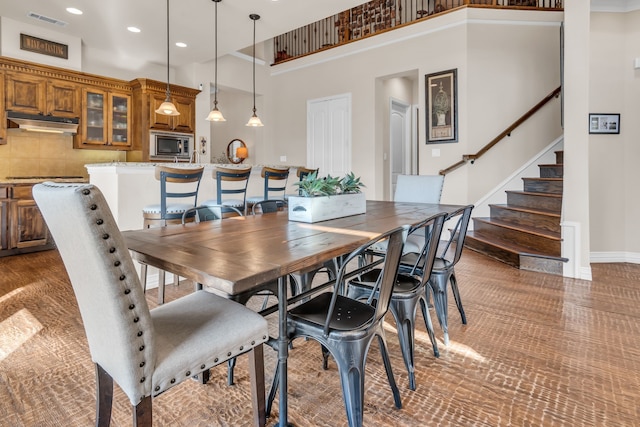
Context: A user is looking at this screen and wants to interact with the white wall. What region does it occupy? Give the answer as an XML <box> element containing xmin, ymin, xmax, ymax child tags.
<box><xmin>265</xmin><ymin>8</ymin><xmax>563</xmax><ymax>204</ymax></box>
<box><xmin>9</xmin><ymin>5</ymin><xmax>640</xmax><ymax>273</ymax></box>
<box><xmin>589</xmin><ymin>9</ymin><xmax>640</xmax><ymax>261</ymax></box>
<box><xmin>0</xmin><ymin>17</ymin><xmax>82</xmax><ymax>70</ymax></box>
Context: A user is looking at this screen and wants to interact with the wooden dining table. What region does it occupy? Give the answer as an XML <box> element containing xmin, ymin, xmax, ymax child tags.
<box><xmin>123</xmin><ymin>199</ymin><xmax>462</xmax><ymax>426</ymax></box>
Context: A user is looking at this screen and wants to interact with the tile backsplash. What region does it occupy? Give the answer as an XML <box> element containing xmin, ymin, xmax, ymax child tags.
<box><xmin>0</xmin><ymin>129</ymin><xmax>125</xmax><ymax>178</ymax></box>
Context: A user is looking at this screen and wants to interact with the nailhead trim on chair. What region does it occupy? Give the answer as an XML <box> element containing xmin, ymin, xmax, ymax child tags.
<box><xmin>81</xmin><ymin>187</ymin><xmax>152</xmax><ymax>392</ymax></box>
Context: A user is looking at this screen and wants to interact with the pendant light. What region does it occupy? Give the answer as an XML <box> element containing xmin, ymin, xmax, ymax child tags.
<box><xmin>246</xmin><ymin>13</ymin><xmax>263</xmax><ymax>127</ymax></box>
<box><xmin>155</xmin><ymin>0</ymin><xmax>180</xmax><ymax>116</ymax></box>
<box><xmin>206</xmin><ymin>0</ymin><xmax>225</xmax><ymax>122</ymax></box>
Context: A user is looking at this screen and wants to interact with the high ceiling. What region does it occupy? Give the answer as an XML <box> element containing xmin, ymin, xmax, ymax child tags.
<box><xmin>1</xmin><ymin>0</ymin><xmax>366</xmax><ymax>67</ymax></box>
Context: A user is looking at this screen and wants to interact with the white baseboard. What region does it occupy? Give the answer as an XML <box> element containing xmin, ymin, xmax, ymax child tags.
<box><xmin>590</xmin><ymin>252</ymin><xmax>640</xmax><ymax>264</ymax></box>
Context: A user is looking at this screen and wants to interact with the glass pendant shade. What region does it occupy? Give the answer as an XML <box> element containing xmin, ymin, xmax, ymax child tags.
<box><xmin>246</xmin><ymin>112</ymin><xmax>263</xmax><ymax>127</ymax></box>
<box><xmin>206</xmin><ymin>106</ymin><xmax>225</xmax><ymax>122</ymax></box>
<box><xmin>246</xmin><ymin>13</ymin><xmax>263</xmax><ymax>127</ymax></box>
<box><xmin>206</xmin><ymin>0</ymin><xmax>225</xmax><ymax>122</ymax></box>
<box><xmin>156</xmin><ymin>0</ymin><xmax>180</xmax><ymax>117</ymax></box>
<box><xmin>156</xmin><ymin>97</ymin><xmax>180</xmax><ymax>116</ymax></box>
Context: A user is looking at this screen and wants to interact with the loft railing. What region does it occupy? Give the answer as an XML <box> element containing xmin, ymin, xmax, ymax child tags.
<box><xmin>438</xmin><ymin>86</ymin><xmax>562</xmax><ymax>176</ymax></box>
<box><xmin>273</xmin><ymin>0</ymin><xmax>563</xmax><ymax>64</ymax></box>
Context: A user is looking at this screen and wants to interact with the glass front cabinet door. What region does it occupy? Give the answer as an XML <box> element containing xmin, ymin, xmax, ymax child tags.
<box><xmin>81</xmin><ymin>88</ymin><xmax>131</xmax><ymax>148</ymax></box>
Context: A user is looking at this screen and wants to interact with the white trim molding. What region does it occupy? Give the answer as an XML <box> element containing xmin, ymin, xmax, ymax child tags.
<box><xmin>562</xmin><ymin>221</ymin><xmax>593</xmax><ymax>281</ymax></box>
<box><xmin>591</xmin><ymin>252</ymin><xmax>640</xmax><ymax>264</ymax></box>
<box><xmin>591</xmin><ymin>0</ymin><xmax>640</xmax><ymax>12</ymax></box>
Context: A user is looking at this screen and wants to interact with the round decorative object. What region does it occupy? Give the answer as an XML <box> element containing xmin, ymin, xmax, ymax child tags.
<box><xmin>226</xmin><ymin>139</ymin><xmax>248</xmax><ymax>164</ymax></box>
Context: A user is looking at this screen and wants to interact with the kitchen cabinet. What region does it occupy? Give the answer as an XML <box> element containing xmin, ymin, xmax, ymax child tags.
<box><xmin>5</xmin><ymin>72</ymin><xmax>80</xmax><ymax>119</ymax></box>
<box><xmin>0</xmin><ymin>183</ymin><xmax>55</xmax><ymax>257</ymax></box>
<box><xmin>77</xmin><ymin>88</ymin><xmax>132</xmax><ymax>149</ymax></box>
<box><xmin>0</xmin><ymin>72</ymin><xmax>5</xmax><ymax>144</ymax></box>
<box><xmin>130</xmin><ymin>78</ymin><xmax>200</xmax><ymax>161</ymax></box>
<box><xmin>150</xmin><ymin>93</ymin><xmax>195</xmax><ymax>133</ymax></box>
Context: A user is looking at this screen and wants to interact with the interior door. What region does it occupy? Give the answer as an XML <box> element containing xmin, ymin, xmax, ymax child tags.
<box><xmin>390</xmin><ymin>98</ymin><xmax>411</xmax><ymax>198</ymax></box>
<box><xmin>307</xmin><ymin>93</ymin><xmax>351</xmax><ymax>177</ymax></box>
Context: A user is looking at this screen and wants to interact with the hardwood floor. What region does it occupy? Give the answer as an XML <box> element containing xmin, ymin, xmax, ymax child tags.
<box><xmin>1</xmin><ymin>249</ymin><xmax>639</xmax><ymax>426</ymax></box>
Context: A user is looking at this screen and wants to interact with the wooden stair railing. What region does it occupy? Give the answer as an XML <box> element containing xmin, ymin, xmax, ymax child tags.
<box><xmin>439</xmin><ymin>86</ymin><xmax>562</xmax><ymax>176</ymax></box>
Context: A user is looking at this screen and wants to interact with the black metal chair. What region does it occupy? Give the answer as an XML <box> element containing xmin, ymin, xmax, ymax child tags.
<box><xmin>268</xmin><ymin>226</ymin><xmax>408</xmax><ymax>427</ymax></box>
<box><xmin>429</xmin><ymin>204</ymin><xmax>474</xmax><ymax>345</ymax></box>
<box><xmin>181</xmin><ymin>204</ymin><xmax>244</xmax><ymax>223</ymax></box>
<box><xmin>251</xmin><ymin>199</ymin><xmax>286</xmax><ymax>215</ymax></box>
<box><xmin>347</xmin><ymin>211</ymin><xmax>447</xmax><ymax>390</ymax></box>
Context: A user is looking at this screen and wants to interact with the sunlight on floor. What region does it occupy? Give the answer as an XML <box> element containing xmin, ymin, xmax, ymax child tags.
<box><xmin>0</xmin><ymin>308</ymin><xmax>43</xmax><ymax>361</ymax></box>
<box><xmin>382</xmin><ymin>320</ymin><xmax>486</xmax><ymax>362</ymax></box>
<box><xmin>0</xmin><ymin>287</ymin><xmax>23</xmax><ymax>304</ymax></box>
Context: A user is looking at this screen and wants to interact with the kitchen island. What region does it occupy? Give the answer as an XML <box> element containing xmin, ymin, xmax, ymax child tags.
<box><xmin>87</xmin><ymin>162</ymin><xmax>302</xmax><ymax>231</ymax></box>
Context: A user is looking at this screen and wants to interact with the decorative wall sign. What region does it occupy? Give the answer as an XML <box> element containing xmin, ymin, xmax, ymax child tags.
<box><xmin>589</xmin><ymin>113</ymin><xmax>620</xmax><ymax>134</ymax></box>
<box><xmin>425</xmin><ymin>68</ymin><xmax>458</xmax><ymax>144</ymax></box>
<box><xmin>20</xmin><ymin>34</ymin><xmax>68</xmax><ymax>59</ymax></box>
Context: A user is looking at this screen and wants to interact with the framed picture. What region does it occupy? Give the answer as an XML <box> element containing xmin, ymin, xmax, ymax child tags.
<box><xmin>425</xmin><ymin>68</ymin><xmax>458</xmax><ymax>144</ymax></box>
<box><xmin>589</xmin><ymin>113</ymin><xmax>620</xmax><ymax>134</ymax></box>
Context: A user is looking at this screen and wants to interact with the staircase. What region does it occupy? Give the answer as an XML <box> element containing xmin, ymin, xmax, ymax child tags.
<box><xmin>464</xmin><ymin>150</ymin><xmax>566</xmax><ymax>275</ymax></box>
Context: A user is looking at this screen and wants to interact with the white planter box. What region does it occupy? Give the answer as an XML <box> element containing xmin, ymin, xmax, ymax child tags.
<box><xmin>288</xmin><ymin>192</ymin><xmax>366</xmax><ymax>223</ymax></box>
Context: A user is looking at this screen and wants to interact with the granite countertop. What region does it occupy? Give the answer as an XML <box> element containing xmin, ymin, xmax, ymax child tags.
<box><xmin>85</xmin><ymin>162</ymin><xmax>303</xmax><ymax>169</ymax></box>
<box><xmin>0</xmin><ymin>176</ymin><xmax>89</xmax><ymax>184</ymax></box>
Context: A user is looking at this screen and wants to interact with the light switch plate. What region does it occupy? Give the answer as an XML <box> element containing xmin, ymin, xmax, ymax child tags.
<box><xmin>280</xmin><ymin>155</ymin><xmax>287</xmax><ymax>162</ymax></box>
<box><xmin>432</xmin><ymin>148</ymin><xmax>441</xmax><ymax>157</ymax></box>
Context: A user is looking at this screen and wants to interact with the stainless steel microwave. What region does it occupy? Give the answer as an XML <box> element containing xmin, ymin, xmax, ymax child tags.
<box><xmin>150</xmin><ymin>131</ymin><xmax>193</xmax><ymax>160</ymax></box>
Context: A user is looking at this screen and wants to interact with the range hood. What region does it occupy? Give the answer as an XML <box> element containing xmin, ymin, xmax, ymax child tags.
<box><xmin>7</xmin><ymin>111</ymin><xmax>79</xmax><ymax>134</ymax></box>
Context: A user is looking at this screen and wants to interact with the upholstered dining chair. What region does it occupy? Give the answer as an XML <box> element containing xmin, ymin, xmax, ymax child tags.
<box><xmin>429</xmin><ymin>204</ymin><xmax>474</xmax><ymax>345</ymax></box>
<box><xmin>394</xmin><ymin>174</ymin><xmax>444</xmax><ymax>204</ymax></box>
<box><xmin>33</xmin><ymin>182</ymin><xmax>269</xmax><ymax>427</ymax></box>
<box><xmin>141</xmin><ymin>165</ymin><xmax>204</xmax><ymax>304</ymax></box>
<box><xmin>267</xmin><ymin>226</ymin><xmax>408</xmax><ymax>427</ymax></box>
<box><xmin>393</xmin><ymin>174</ymin><xmax>445</xmax><ymax>254</ymax></box>
<box><xmin>200</xmin><ymin>166</ymin><xmax>252</xmax><ymax>213</ymax></box>
<box><xmin>246</xmin><ymin>166</ymin><xmax>290</xmax><ymax>214</ymax></box>
<box><xmin>347</xmin><ymin>211</ymin><xmax>448</xmax><ymax>390</ymax></box>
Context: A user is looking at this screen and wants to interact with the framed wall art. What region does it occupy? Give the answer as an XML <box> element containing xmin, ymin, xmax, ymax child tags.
<box><xmin>425</xmin><ymin>68</ymin><xmax>458</xmax><ymax>144</ymax></box>
<box><xmin>589</xmin><ymin>113</ymin><xmax>620</xmax><ymax>134</ymax></box>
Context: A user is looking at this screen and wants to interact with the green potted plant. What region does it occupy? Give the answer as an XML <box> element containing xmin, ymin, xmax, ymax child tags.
<box><xmin>289</xmin><ymin>171</ymin><xmax>367</xmax><ymax>223</ymax></box>
<box><xmin>295</xmin><ymin>172</ymin><xmax>365</xmax><ymax>197</ymax></box>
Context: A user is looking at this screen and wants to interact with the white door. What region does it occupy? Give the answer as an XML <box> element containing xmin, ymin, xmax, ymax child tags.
<box><xmin>307</xmin><ymin>93</ymin><xmax>351</xmax><ymax>177</ymax></box>
<box><xmin>390</xmin><ymin>98</ymin><xmax>411</xmax><ymax>198</ymax></box>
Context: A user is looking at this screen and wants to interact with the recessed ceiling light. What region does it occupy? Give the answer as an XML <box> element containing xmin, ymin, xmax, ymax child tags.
<box><xmin>127</xmin><ymin>26</ymin><xmax>141</xmax><ymax>33</ymax></box>
<box><xmin>175</xmin><ymin>42</ymin><xmax>187</xmax><ymax>48</ymax></box>
<box><xmin>66</xmin><ymin>7</ymin><xmax>83</xmax><ymax>15</ymax></box>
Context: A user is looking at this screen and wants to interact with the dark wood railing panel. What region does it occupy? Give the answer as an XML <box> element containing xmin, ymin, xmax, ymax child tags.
<box><xmin>439</xmin><ymin>86</ymin><xmax>561</xmax><ymax>176</ymax></box>
<box><xmin>273</xmin><ymin>0</ymin><xmax>563</xmax><ymax>64</ymax></box>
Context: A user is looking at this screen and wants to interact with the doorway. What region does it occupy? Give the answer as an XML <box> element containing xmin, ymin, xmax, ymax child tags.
<box><xmin>390</xmin><ymin>98</ymin><xmax>412</xmax><ymax>198</ymax></box>
<box><xmin>306</xmin><ymin>93</ymin><xmax>352</xmax><ymax>177</ymax></box>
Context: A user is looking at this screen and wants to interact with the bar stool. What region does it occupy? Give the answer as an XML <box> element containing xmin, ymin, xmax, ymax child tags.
<box><xmin>200</xmin><ymin>166</ymin><xmax>252</xmax><ymax>213</ymax></box>
<box><xmin>284</xmin><ymin>167</ymin><xmax>318</xmax><ymax>202</ymax></box>
<box><xmin>140</xmin><ymin>165</ymin><xmax>204</xmax><ymax>304</ymax></box>
<box><xmin>245</xmin><ymin>166</ymin><xmax>290</xmax><ymax>214</ymax></box>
